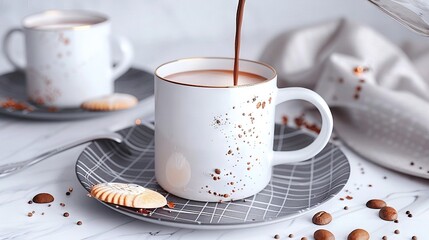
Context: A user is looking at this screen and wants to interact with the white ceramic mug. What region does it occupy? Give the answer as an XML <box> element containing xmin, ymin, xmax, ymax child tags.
<box><xmin>2</xmin><ymin>10</ymin><xmax>133</xmax><ymax>108</ymax></box>
<box><xmin>154</xmin><ymin>58</ymin><xmax>333</xmax><ymax>202</ymax></box>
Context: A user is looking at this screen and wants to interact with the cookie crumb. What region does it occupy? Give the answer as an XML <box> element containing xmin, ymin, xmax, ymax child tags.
<box><xmin>167</xmin><ymin>201</ymin><xmax>175</xmax><ymax>209</ymax></box>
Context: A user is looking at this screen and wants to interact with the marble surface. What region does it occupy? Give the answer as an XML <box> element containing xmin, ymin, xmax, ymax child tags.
<box><xmin>1</xmin><ymin>1</ymin><xmax>429</xmax><ymax>239</ymax></box>
<box><xmin>0</xmin><ymin>102</ymin><xmax>428</xmax><ymax>240</ymax></box>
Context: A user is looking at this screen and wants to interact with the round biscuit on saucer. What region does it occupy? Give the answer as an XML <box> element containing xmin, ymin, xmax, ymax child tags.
<box><xmin>90</xmin><ymin>183</ymin><xmax>167</xmax><ymax>209</ymax></box>
<box><xmin>81</xmin><ymin>93</ymin><xmax>138</xmax><ymax>111</ymax></box>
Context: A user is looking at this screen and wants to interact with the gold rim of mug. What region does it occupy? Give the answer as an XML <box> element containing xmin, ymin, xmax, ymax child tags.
<box><xmin>22</xmin><ymin>9</ymin><xmax>109</xmax><ymax>32</ymax></box>
<box><xmin>154</xmin><ymin>57</ymin><xmax>277</xmax><ymax>89</ymax></box>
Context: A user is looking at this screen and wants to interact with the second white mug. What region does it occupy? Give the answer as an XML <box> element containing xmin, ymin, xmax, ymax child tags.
<box><xmin>2</xmin><ymin>10</ymin><xmax>133</xmax><ymax>108</ymax></box>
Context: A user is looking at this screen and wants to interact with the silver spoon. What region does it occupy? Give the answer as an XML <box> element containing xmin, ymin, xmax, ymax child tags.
<box><xmin>0</xmin><ymin>132</ymin><xmax>123</xmax><ymax>178</ymax></box>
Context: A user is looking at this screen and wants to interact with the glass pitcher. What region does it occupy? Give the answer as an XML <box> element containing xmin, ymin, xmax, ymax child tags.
<box><xmin>369</xmin><ymin>0</ymin><xmax>429</xmax><ymax>35</ymax></box>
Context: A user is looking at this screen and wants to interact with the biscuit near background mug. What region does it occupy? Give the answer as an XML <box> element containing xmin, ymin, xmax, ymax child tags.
<box><xmin>2</xmin><ymin>10</ymin><xmax>133</xmax><ymax>108</ymax></box>
<box><xmin>154</xmin><ymin>57</ymin><xmax>333</xmax><ymax>202</ymax></box>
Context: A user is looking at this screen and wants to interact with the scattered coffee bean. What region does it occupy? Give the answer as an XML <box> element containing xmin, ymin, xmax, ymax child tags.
<box><xmin>68</xmin><ymin>187</ymin><xmax>73</xmax><ymax>192</ymax></box>
<box><xmin>27</xmin><ymin>212</ymin><xmax>33</xmax><ymax>217</ymax></box>
<box><xmin>379</xmin><ymin>206</ymin><xmax>398</xmax><ymax>221</ymax></box>
<box><xmin>314</xmin><ymin>229</ymin><xmax>335</xmax><ymax>240</ymax></box>
<box><xmin>28</xmin><ymin>200</ymin><xmax>33</xmax><ymax>204</ymax></box>
<box><xmin>382</xmin><ymin>236</ymin><xmax>387</xmax><ymax>240</ymax></box>
<box><xmin>394</xmin><ymin>229</ymin><xmax>400</xmax><ymax>234</ymax></box>
<box><xmin>76</xmin><ymin>221</ymin><xmax>82</xmax><ymax>225</ymax></box>
<box><xmin>412</xmin><ymin>236</ymin><xmax>417</xmax><ymax>240</ymax></box>
<box><xmin>32</xmin><ymin>193</ymin><xmax>54</xmax><ymax>204</ymax></box>
<box><xmin>288</xmin><ymin>234</ymin><xmax>294</xmax><ymax>238</ymax></box>
<box><xmin>215</xmin><ymin>169</ymin><xmax>221</xmax><ymax>174</ymax></box>
<box><xmin>366</xmin><ymin>199</ymin><xmax>386</xmax><ymax>209</ymax></box>
<box><xmin>66</xmin><ymin>191</ymin><xmax>71</xmax><ymax>196</ymax></box>
<box><xmin>312</xmin><ymin>211</ymin><xmax>332</xmax><ymax>225</ymax></box>
<box><xmin>347</xmin><ymin>229</ymin><xmax>369</xmax><ymax>240</ymax></box>
<box><xmin>408</xmin><ymin>214</ymin><xmax>413</xmax><ymax>218</ymax></box>
<box><xmin>339</xmin><ymin>198</ymin><xmax>344</xmax><ymax>201</ymax></box>
<box><xmin>346</xmin><ymin>195</ymin><xmax>353</xmax><ymax>200</ymax></box>
<box><xmin>274</xmin><ymin>234</ymin><xmax>280</xmax><ymax>239</ymax></box>
<box><xmin>301</xmin><ymin>237</ymin><xmax>307</xmax><ymax>240</ymax></box>
<box><xmin>406</xmin><ymin>211</ymin><xmax>410</xmax><ymax>214</ymax></box>
<box><xmin>63</xmin><ymin>212</ymin><xmax>69</xmax><ymax>217</ymax></box>
<box><xmin>344</xmin><ymin>206</ymin><xmax>349</xmax><ymax>210</ymax></box>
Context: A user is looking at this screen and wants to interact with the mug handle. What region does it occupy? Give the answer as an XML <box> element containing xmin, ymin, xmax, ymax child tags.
<box><xmin>111</xmin><ymin>35</ymin><xmax>134</xmax><ymax>80</ymax></box>
<box><xmin>2</xmin><ymin>28</ymin><xmax>25</xmax><ymax>71</ymax></box>
<box><xmin>272</xmin><ymin>87</ymin><xmax>333</xmax><ymax>165</ymax></box>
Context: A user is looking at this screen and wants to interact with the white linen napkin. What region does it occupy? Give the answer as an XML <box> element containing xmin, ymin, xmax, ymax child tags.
<box><xmin>260</xmin><ymin>19</ymin><xmax>429</xmax><ymax>170</ymax></box>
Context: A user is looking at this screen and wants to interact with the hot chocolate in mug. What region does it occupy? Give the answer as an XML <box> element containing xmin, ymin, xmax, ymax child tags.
<box><xmin>154</xmin><ymin>57</ymin><xmax>333</xmax><ymax>202</ymax></box>
<box><xmin>2</xmin><ymin>10</ymin><xmax>133</xmax><ymax>108</ymax></box>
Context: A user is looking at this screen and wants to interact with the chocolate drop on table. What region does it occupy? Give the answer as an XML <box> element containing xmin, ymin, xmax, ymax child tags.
<box><xmin>312</xmin><ymin>211</ymin><xmax>332</xmax><ymax>225</ymax></box>
<box><xmin>314</xmin><ymin>229</ymin><xmax>335</xmax><ymax>240</ymax></box>
<box><xmin>32</xmin><ymin>193</ymin><xmax>54</xmax><ymax>203</ymax></box>
<box><xmin>379</xmin><ymin>206</ymin><xmax>398</xmax><ymax>221</ymax></box>
<box><xmin>347</xmin><ymin>229</ymin><xmax>370</xmax><ymax>240</ymax></box>
<box><xmin>366</xmin><ymin>199</ymin><xmax>386</xmax><ymax>209</ymax></box>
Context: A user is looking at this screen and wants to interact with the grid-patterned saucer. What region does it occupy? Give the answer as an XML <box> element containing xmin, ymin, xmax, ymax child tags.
<box><xmin>75</xmin><ymin>124</ymin><xmax>350</xmax><ymax>229</ymax></box>
<box><xmin>0</xmin><ymin>68</ymin><xmax>154</xmax><ymax>120</ymax></box>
